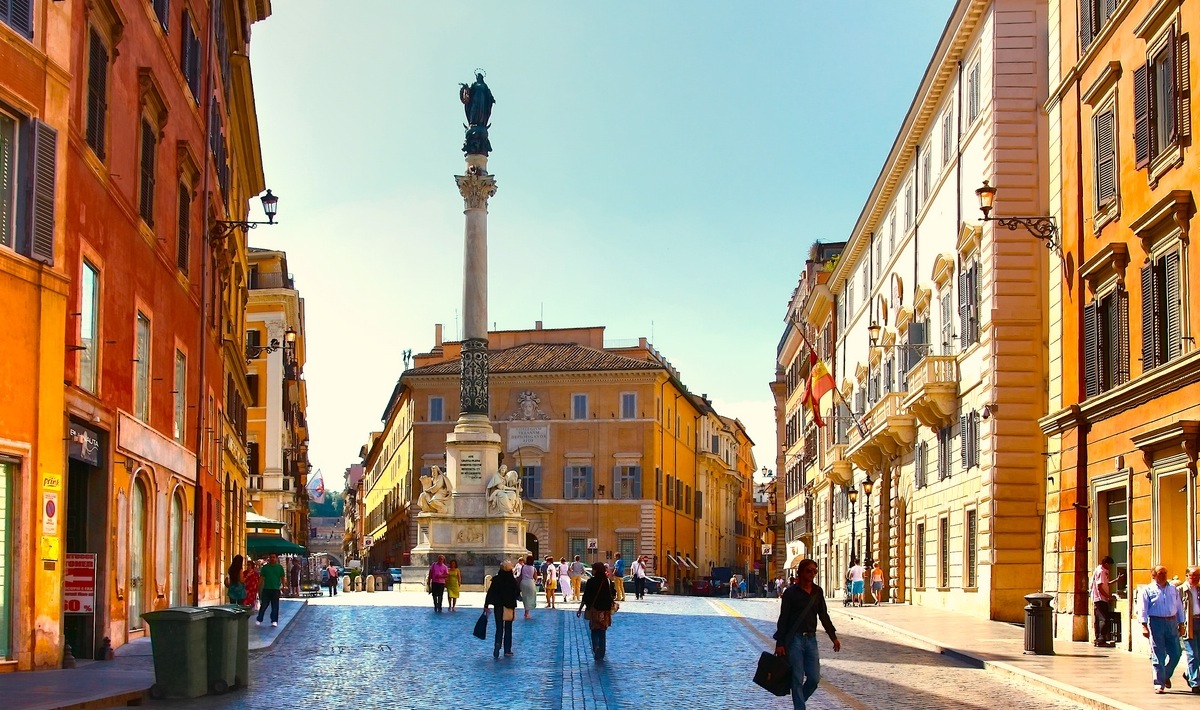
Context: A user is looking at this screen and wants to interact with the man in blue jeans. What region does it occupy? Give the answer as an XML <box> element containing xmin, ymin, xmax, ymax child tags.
<box><xmin>773</xmin><ymin>559</ymin><xmax>841</xmax><ymax>709</ymax></box>
<box><xmin>1140</xmin><ymin>564</ymin><xmax>1185</xmax><ymax>694</ymax></box>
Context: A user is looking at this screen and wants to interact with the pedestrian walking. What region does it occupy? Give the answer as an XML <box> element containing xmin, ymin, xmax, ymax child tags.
<box><xmin>774</xmin><ymin>559</ymin><xmax>841</xmax><ymax>709</ymax></box>
<box><xmin>1179</xmin><ymin>567</ymin><xmax>1200</xmax><ymax>692</ymax></box>
<box><xmin>256</xmin><ymin>553</ymin><xmax>285</xmax><ymax>627</ymax></box>
<box><xmin>428</xmin><ymin>554</ymin><xmax>450</xmax><ymax>613</ymax></box>
<box><xmin>518</xmin><ymin>554</ymin><xmax>538</xmax><ymax>618</ymax></box>
<box><xmin>631</xmin><ymin>555</ymin><xmax>648</xmax><ymax>600</ymax></box>
<box><xmin>870</xmin><ymin>562</ymin><xmax>885</xmax><ymax>605</ymax></box>
<box><xmin>325</xmin><ymin>563</ymin><xmax>339</xmax><ymax>596</ymax></box>
<box><xmin>446</xmin><ymin>559</ymin><xmax>462</xmax><ymax>612</ymax></box>
<box><xmin>847</xmin><ymin>558</ymin><xmax>865</xmax><ymax>607</ymax></box>
<box><xmin>225</xmin><ymin>555</ymin><xmax>247</xmax><ymax>605</ymax></box>
<box><xmin>558</xmin><ymin>557</ymin><xmax>572</xmax><ymax>604</ymax></box>
<box><xmin>289</xmin><ymin>558</ymin><xmax>301</xmax><ymax>597</ymax></box>
<box><xmin>1091</xmin><ymin>555</ymin><xmax>1120</xmax><ymax>647</ymax></box>
<box><xmin>569</xmin><ymin>555</ymin><xmax>585</xmax><ymax>601</ymax></box>
<box><xmin>578</xmin><ymin>561</ymin><xmax>616</xmax><ymax>661</ymax></box>
<box><xmin>483</xmin><ymin>560</ymin><xmax>519</xmax><ymax>658</ymax></box>
<box><xmin>612</xmin><ymin>553</ymin><xmax>626</xmax><ymax>601</ymax></box>
<box><xmin>543</xmin><ymin>556</ymin><xmax>558</xmax><ymax>609</ymax></box>
<box><xmin>243</xmin><ymin>560</ymin><xmax>261</xmax><ymax>610</ymax></box>
<box><xmin>1140</xmin><ymin>564</ymin><xmax>1186</xmax><ymax>694</ymax></box>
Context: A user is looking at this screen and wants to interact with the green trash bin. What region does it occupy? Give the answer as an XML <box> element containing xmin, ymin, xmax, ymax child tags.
<box><xmin>211</xmin><ymin>604</ymin><xmax>251</xmax><ymax>689</ymax></box>
<box><xmin>206</xmin><ymin>606</ymin><xmax>247</xmax><ymax>693</ymax></box>
<box><xmin>142</xmin><ymin>607</ymin><xmax>213</xmax><ymax>699</ymax></box>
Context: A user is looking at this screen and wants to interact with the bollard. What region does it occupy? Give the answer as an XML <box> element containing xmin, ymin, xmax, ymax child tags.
<box><xmin>366</xmin><ymin>575</ymin><xmax>375</xmax><ymax>593</ymax></box>
<box><xmin>1023</xmin><ymin>592</ymin><xmax>1055</xmax><ymax>655</ymax></box>
<box><xmin>342</xmin><ymin>576</ymin><xmax>351</xmax><ymax>593</ymax></box>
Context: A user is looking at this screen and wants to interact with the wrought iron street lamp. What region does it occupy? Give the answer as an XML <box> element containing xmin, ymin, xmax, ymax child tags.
<box><xmin>213</xmin><ymin>189</ymin><xmax>280</xmax><ymax>240</ymax></box>
<box><xmin>862</xmin><ymin>475</ymin><xmax>874</xmax><ymax>566</ymax></box>
<box><xmin>848</xmin><ymin>485</ymin><xmax>859</xmax><ymax>563</ymax></box>
<box><xmin>245</xmin><ymin>326</ymin><xmax>296</xmax><ymax>363</ymax></box>
<box><xmin>975</xmin><ymin>180</ymin><xmax>1058</xmax><ymax>251</ymax></box>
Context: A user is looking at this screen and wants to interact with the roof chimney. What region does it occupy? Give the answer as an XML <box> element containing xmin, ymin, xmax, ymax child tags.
<box><xmin>535</xmin><ymin>320</ymin><xmax>543</xmax><ymax>330</ymax></box>
<box><xmin>434</xmin><ymin>323</ymin><xmax>443</xmax><ymax>346</ymax></box>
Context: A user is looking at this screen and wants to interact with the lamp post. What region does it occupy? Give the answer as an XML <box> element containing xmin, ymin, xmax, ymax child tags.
<box><xmin>862</xmin><ymin>473</ymin><xmax>875</xmax><ymax>603</ymax></box>
<box><xmin>759</xmin><ymin>467</ymin><xmax>778</xmax><ymax>591</ymax></box>
<box><xmin>245</xmin><ymin>325</ymin><xmax>296</xmax><ymax>363</ymax></box>
<box><xmin>848</xmin><ymin>485</ymin><xmax>859</xmax><ymax>564</ymax></box>
<box><xmin>974</xmin><ymin>180</ymin><xmax>1059</xmax><ymax>250</ymax></box>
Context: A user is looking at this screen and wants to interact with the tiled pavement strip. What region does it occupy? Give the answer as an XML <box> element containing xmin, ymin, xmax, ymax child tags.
<box><xmin>0</xmin><ymin>589</ymin><xmax>1149</xmax><ymax>710</ymax></box>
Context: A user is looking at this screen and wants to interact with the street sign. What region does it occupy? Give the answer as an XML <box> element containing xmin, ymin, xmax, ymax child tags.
<box><xmin>64</xmin><ymin>553</ymin><xmax>96</xmax><ymax>614</ymax></box>
<box><xmin>586</xmin><ymin>538</ymin><xmax>598</xmax><ymax>551</ymax></box>
<box><xmin>762</xmin><ymin>544</ymin><xmax>773</xmax><ymax>556</ymax></box>
<box><xmin>363</xmin><ymin>535</ymin><xmax>374</xmax><ymax>548</ymax></box>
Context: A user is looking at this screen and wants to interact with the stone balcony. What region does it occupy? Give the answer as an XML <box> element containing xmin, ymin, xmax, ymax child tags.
<box><xmin>845</xmin><ymin>391</ymin><xmax>917</xmax><ymax>471</ymax></box>
<box><xmin>825</xmin><ymin>443</ymin><xmax>853</xmax><ymax>486</ymax></box>
<box><xmin>902</xmin><ymin>355</ymin><xmax>959</xmax><ymax>430</ymax></box>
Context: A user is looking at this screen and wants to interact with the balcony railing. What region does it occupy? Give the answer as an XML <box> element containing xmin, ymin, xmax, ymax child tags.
<box><xmin>846</xmin><ymin>391</ymin><xmax>917</xmax><ymax>471</ymax></box>
<box><xmin>249</xmin><ymin>272</ymin><xmax>294</xmax><ymax>290</ymax></box>
<box><xmin>903</xmin><ymin>355</ymin><xmax>959</xmax><ymax>430</ymax></box>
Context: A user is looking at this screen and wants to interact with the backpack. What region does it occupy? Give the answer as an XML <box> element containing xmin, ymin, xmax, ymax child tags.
<box><xmin>320</xmin><ymin>569</ymin><xmax>330</xmax><ymax>584</ymax></box>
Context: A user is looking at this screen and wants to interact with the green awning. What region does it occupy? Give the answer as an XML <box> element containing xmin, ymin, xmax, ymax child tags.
<box><xmin>246</xmin><ymin>533</ymin><xmax>306</xmax><ymax>557</ymax></box>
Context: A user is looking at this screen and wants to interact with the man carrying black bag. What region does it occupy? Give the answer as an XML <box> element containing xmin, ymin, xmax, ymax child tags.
<box><xmin>772</xmin><ymin>558</ymin><xmax>841</xmax><ymax>709</ymax></box>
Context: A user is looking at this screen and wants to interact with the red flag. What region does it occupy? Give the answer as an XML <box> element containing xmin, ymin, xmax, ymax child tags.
<box><xmin>805</xmin><ymin>352</ymin><xmax>836</xmax><ymax>428</ymax></box>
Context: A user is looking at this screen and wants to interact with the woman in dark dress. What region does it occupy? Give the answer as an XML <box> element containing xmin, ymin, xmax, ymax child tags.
<box><xmin>484</xmin><ymin>560</ymin><xmax>520</xmax><ymax>658</ymax></box>
<box><xmin>578</xmin><ymin>562</ymin><xmax>616</xmax><ymax>661</ymax></box>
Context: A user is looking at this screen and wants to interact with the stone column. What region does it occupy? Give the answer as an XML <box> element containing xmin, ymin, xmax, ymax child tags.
<box><xmin>454</xmin><ymin>154</ymin><xmax>497</xmax><ymax>434</ymax></box>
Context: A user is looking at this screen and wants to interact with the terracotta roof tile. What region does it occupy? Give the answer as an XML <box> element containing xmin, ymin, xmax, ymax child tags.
<box><xmin>406</xmin><ymin>343</ymin><xmax>661</xmax><ymax>376</ymax></box>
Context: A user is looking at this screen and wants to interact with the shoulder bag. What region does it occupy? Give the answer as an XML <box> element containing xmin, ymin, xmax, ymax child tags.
<box><xmin>755</xmin><ymin>591</ymin><xmax>820</xmax><ymax>697</ymax></box>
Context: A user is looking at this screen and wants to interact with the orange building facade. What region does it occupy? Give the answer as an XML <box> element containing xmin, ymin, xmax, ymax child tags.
<box><xmin>1043</xmin><ymin>0</ymin><xmax>1200</xmax><ymax>652</ymax></box>
<box><xmin>361</xmin><ymin>324</ymin><xmax>757</xmax><ymax>593</ymax></box>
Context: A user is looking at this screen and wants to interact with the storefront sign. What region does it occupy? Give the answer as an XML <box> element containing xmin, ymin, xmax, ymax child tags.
<box><xmin>68</xmin><ymin>422</ymin><xmax>102</xmax><ymax>466</ymax></box>
<box><xmin>64</xmin><ymin>553</ymin><xmax>96</xmax><ymax>614</ymax></box>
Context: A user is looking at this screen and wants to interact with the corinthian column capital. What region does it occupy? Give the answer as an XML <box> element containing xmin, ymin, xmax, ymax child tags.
<box><xmin>456</xmin><ymin>172</ymin><xmax>498</xmax><ymax>210</ymax></box>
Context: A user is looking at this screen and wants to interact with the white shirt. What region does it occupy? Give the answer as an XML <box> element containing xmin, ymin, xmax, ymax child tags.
<box><xmin>848</xmin><ymin>565</ymin><xmax>866</xmax><ymax>583</ymax></box>
<box><xmin>632</xmin><ymin>560</ymin><xmax>646</xmax><ymax>578</ymax></box>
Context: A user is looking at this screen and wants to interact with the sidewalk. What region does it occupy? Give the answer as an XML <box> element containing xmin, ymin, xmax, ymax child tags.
<box><xmin>831</xmin><ymin>603</ymin><xmax>1190</xmax><ymax>710</ymax></box>
<box><xmin>0</xmin><ymin>599</ymin><xmax>306</xmax><ymax>710</ymax></box>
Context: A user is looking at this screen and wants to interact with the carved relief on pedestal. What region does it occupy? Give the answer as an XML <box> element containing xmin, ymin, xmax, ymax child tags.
<box><xmin>455</xmin><ymin>525</ymin><xmax>484</xmax><ymax>544</ymax></box>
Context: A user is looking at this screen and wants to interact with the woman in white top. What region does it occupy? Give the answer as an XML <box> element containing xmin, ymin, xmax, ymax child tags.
<box><xmin>543</xmin><ymin>556</ymin><xmax>558</xmax><ymax>608</ymax></box>
<box><xmin>558</xmin><ymin>557</ymin><xmax>572</xmax><ymax>603</ymax></box>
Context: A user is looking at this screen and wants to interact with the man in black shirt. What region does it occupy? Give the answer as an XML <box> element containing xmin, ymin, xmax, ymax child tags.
<box><xmin>773</xmin><ymin>558</ymin><xmax>841</xmax><ymax>709</ymax></box>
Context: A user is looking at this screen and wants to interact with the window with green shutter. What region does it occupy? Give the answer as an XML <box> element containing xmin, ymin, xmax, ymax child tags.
<box><xmin>1140</xmin><ymin>250</ymin><xmax>1183</xmax><ymax>372</ymax></box>
<box><xmin>1093</xmin><ymin>109</ymin><xmax>1117</xmax><ymax>208</ymax></box>
<box><xmin>86</xmin><ymin>29</ymin><xmax>108</xmax><ymax>160</ymax></box>
<box><xmin>176</xmin><ymin>183</ymin><xmax>190</xmax><ymax>273</ymax></box>
<box><xmin>138</xmin><ymin>120</ymin><xmax>156</xmax><ymax>226</ymax></box>
<box><xmin>0</xmin><ymin>0</ymin><xmax>32</xmax><ymax>38</ymax></box>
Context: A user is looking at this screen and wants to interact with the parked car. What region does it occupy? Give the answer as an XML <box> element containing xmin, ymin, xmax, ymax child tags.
<box><xmin>647</xmin><ymin>575</ymin><xmax>667</xmax><ymax>593</ymax></box>
<box><xmin>691</xmin><ymin>577</ymin><xmax>715</xmax><ymax>596</ymax></box>
<box><xmin>387</xmin><ymin>568</ymin><xmax>403</xmax><ymax>584</ymax></box>
<box><xmin>623</xmin><ymin>575</ymin><xmax>663</xmax><ymax>595</ymax></box>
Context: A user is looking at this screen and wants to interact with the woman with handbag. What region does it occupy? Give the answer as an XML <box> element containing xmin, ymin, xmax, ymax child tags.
<box><xmin>484</xmin><ymin>560</ymin><xmax>520</xmax><ymax>658</ymax></box>
<box><xmin>578</xmin><ymin>562</ymin><xmax>616</xmax><ymax>661</ymax></box>
<box><xmin>543</xmin><ymin>556</ymin><xmax>559</xmax><ymax>609</ymax></box>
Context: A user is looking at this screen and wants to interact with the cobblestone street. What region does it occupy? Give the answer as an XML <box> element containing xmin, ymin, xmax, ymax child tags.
<box><xmin>150</xmin><ymin>591</ymin><xmax>1084</xmax><ymax>709</ymax></box>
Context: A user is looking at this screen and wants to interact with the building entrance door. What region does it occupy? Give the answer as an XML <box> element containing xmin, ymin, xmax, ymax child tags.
<box><xmin>525</xmin><ymin>533</ymin><xmax>538</xmax><ymax>561</ymax></box>
<box><xmin>64</xmin><ymin>422</ymin><xmax>106</xmax><ymax>659</ymax></box>
<box><xmin>1156</xmin><ymin>470</ymin><xmax>1188</xmax><ymax>575</ymax></box>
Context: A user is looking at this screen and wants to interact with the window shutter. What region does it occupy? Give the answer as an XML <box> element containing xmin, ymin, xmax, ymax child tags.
<box><xmin>958</xmin><ymin>270</ymin><xmax>970</xmax><ymax>350</ymax></box>
<box><xmin>915</xmin><ymin>443</ymin><xmax>925</xmax><ymax>489</ymax></box>
<box><xmin>1165</xmin><ymin>251</ymin><xmax>1182</xmax><ymax>361</ymax></box>
<box><xmin>1180</xmin><ymin>31</ymin><xmax>1192</xmax><ymax>141</ymax></box>
<box><xmin>1079</xmin><ymin>0</ymin><xmax>1095</xmax><ymax>53</ymax></box>
<box><xmin>1083</xmin><ymin>300</ymin><xmax>1100</xmax><ymax>397</ymax></box>
<box><xmin>8</xmin><ymin>0</ymin><xmax>33</xmax><ymax>37</ymax></box>
<box><xmin>86</xmin><ymin>30</ymin><xmax>108</xmax><ymax>160</ymax></box>
<box><xmin>970</xmin><ymin>264</ymin><xmax>981</xmax><ymax>343</ymax></box>
<box><xmin>586</xmin><ymin>467</ymin><xmax>594</xmax><ymax>499</ymax></box>
<box><xmin>1134</xmin><ymin>63</ymin><xmax>1151</xmax><ymax>168</ymax></box>
<box><xmin>1167</xmin><ymin>26</ymin><xmax>1180</xmax><ymax>146</ymax></box>
<box><xmin>1140</xmin><ymin>263</ymin><xmax>1159</xmax><ymax>370</ymax></box>
<box><xmin>154</xmin><ymin>0</ymin><xmax>169</xmax><ymax>30</ymax></box>
<box><xmin>177</xmin><ymin>184</ymin><xmax>190</xmax><ymax>273</ymax></box>
<box><xmin>0</xmin><ymin>116</ymin><xmax>14</xmax><ymax>249</ymax></box>
<box><xmin>907</xmin><ymin>321</ymin><xmax>927</xmax><ymax>372</ymax></box>
<box><xmin>139</xmin><ymin>121</ymin><xmax>156</xmax><ymax>225</ymax></box>
<box><xmin>1115</xmin><ymin>288</ymin><xmax>1130</xmax><ymax>385</ymax></box>
<box><xmin>27</xmin><ymin>121</ymin><xmax>57</xmax><ymax>265</ymax></box>
<box><xmin>1094</xmin><ymin>110</ymin><xmax>1117</xmax><ymax>207</ymax></box>
<box><xmin>960</xmin><ymin>415</ymin><xmax>969</xmax><ymax>469</ymax></box>
<box><xmin>971</xmin><ymin>412</ymin><xmax>980</xmax><ymax>468</ymax></box>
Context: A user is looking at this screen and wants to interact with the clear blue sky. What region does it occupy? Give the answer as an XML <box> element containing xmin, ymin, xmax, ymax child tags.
<box><xmin>246</xmin><ymin>2</ymin><xmax>957</xmax><ymax>490</ymax></box>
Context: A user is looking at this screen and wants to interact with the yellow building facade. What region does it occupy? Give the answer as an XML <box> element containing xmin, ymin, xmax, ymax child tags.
<box><xmin>245</xmin><ymin>248</ymin><xmax>310</xmax><ymax>549</ymax></box>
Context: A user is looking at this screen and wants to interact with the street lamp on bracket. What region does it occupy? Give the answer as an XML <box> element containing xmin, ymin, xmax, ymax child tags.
<box><xmin>974</xmin><ymin>180</ymin><xmax>1058</xmax><ymax>251</ymax></box>
<box><xmin>245</xmin><ymin>326</ymin><xmax>296</xmax><ymax>364</ymax></box>
<box><xmin>212</xmin><ymin>189</ymin><xmax>280</xmax><ymax>241</ymax></box>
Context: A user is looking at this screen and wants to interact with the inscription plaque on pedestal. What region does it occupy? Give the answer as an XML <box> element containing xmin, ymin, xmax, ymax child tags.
<box><xmin>460</xmin><ymin>453</ymin><xmax>483</xmax><ymax>481</ymax></box>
